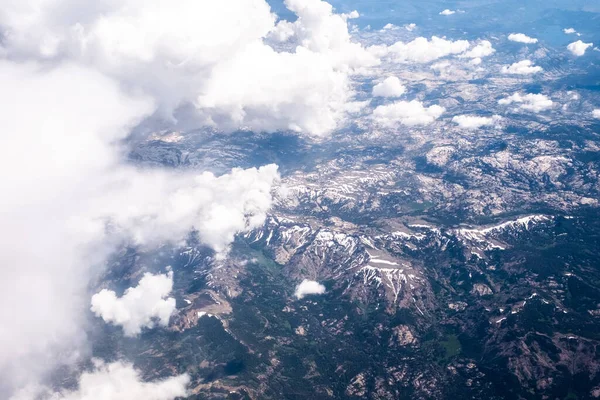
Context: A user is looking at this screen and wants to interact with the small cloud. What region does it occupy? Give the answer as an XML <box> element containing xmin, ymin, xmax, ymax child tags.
<box><xmin>459</xmin><ymin>40</ymin><xmax>495</xmax><ymax>59</ymax></box>
<box><xmin>405</xmin><ymin>23</ymin><xmax>417</xmax><ymax>31</ymax></box>
<box><xmin>452</xmin><ymin>115</ymin><xmax>502</xmax><ymax>129</ymax></box>
<box><xmin>508</xmin><ymin>33</ymin><xmax>538</xmax><ymax>44</ymax></box>
<box><xmin>439</xmin><ymin>9</ymin><xmax>455</xmax><ymax>15</ymax></box>
<box><xmin>381</xmin><ymin>23</ymin><xmax>399</xmax><ymax>31</ymax></box>
<box><xmin>567</xmin><ymin>40</ymin><xmax>593</xmax><ymax>56</ymax></box>
<box><xmin>344</xmin><ymin>10</ymin><xmax>360</xmax><ymax>19</ymax></box>
<box><xmin>498</xmin><ymin>93</ymin><xmax>553</xmax><ymax>112</ymax></box>
<box><xmin>563</xmin><ymin>28</ymin><xmax>577</xmax><ymax>34</ymax></box>
<box><xmin>372</xmin><ymin>76</ymin><xmax>406</xmax><ymax>98</ymax></box>
<box><xmin>501</xmin><ymin>60</ymin><xmax>543</xmax><ymax>75</ymax></box>
<box><xmin>373</xmin><ymin>100</ymin><xmax>445</xmax><ymax>127</ymax></box>
<box><xmin>593</xmin><ymin>109</ymin><xmax>600</xmax><ymax>119</ymax></box>
<box><xmin>295</xmin><ymin>280</ymin><xmax>326</xmax><ymax>299</ymax></box>
<box><xmin>91</xmin><ymin>271</ymin><xmax>176</xmax><ymax>336</ymax></box>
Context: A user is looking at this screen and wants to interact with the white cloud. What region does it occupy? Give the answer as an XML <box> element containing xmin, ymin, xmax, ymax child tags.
<box><xmin>563</xmin><ymin>28</ymin><xmax>577</xmax><ymax>34</ymax></box>
<box><xmin>373</xmin><ymin>100</ymin><xmax>445</xmax><ymax>127</ymax></box>
<box><xmin>439</xmin><ymin>9</ymin><xmax>456</xmax><ymax>15</ymax></box>
<box><xmin>452</xmin><ymin>115</ymin><xmax>502</xmax><ymax>129</ymax></box>
<box><xmin>501</xmin><ymin>60</ymin><xmax>543</xmax><ymax>75</ymax></box>
<box><xmin>593</xmin><ymin>109</ymin><xmax>600</xmax><ymax>119</ymax></box>
<box><xmin>508</xmin><ymin>33</ymin><xmax>538</xmax><ymax>44</ymax></box>
<box><xmin>0</xmin><ymin>56</ymin><xmax>278</xmax><ymax>397</ymax></box>
<box><xmin>374</xmin><ymin>36</ymin><xmax>470</xmax><ymax>63</ymax></box>
<box><xmin>380</xmin><ymin>23</ymin><xmax>415</xmax><ymax>32</ymax></box>
<box><xmin>90</xmin><ymin>164</ymin><xmax>280</xmax><ymax>254</ymax></box>
<box><xmin>381</xmin><ymin>23</ymin><xmax>399</xmax><ymax>31</ymax></box>
<box><xmin>459</xmin><ymin>40</ymin><xmax>495</xmax><ymax>59</ymax></box>
<box><xmin>567</xmin><ymin>40</ymin><xmax>593</xmax><ymax>56</ymax></box>
<box><xmin>498</xmin><ymin>93</ymin><xmax>553</xmax><ymax>112</ymax></box>
<box><xmin>372</xmin><ymin>76</ymin><xmax>406</xmax><ymax>98</ymax></box>
<box><xmin>0</xmin><ymin>62</ymin><xmax>147</xmax><ymax>393</ymax></box>
<box><xmin>430</xmin><ymin>61</ymin><xmax>452</xmax><ymax>71</ymax></box>
<box><xmin>295</xmin><ymin>280</ymin><xmax>326</xmax><ymax>299</ymax></box>
<box><xmin>373</xmin><ymin>37</ymin><xmax>493</xmax><ymax>64</ymax></box>
<box><xmin>0</xmin><ymin>0</ymin><xmax>378</xmax><ymax>138</ymax></box>
<box><xmin>10</xmin><ymin>361</ymin><xmax>189</xmax><ymax>400</ymax></box>
<box><xmin>91</xmin><ymin>272</ymin><xmax>176</xmax><ymax>336</ymax></box>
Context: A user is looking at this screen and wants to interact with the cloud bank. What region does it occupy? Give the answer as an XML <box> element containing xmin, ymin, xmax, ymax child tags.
<box><xmin>0</xmin><ymin>59</ymin><xmax>280</xmax><ymax>395</ymax></box>
<box><xmin>0</xmin><ymin>0</ymin><xmax>377</xmax><ymax>138</ymax></box>
<box><xmin>0</xmin><ymin>0</ymin><xmax>358</xmax><ymax>394</ymax></box>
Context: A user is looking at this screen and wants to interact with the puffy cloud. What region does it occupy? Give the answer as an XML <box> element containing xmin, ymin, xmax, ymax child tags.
<box><xmin>381</xmin><ymin>23</ymin><xmax>399</xmax><ymax>31</ymax></box>
<box><xmin>372</xmin><ymin>76</ymin><xmax>406</xmax><ymax>98</ymax></box>
<box><xmin>593</xmin><ymin>109</ymin><xmax>600</xmax><ymax>119</ymax></box>
<box><xmin>501</xmin><ymin>60</ymin><xmax>543</xmax><ymax>75</ymax></box>
<box><xmin>91</xmin><ymin>272</ymin><xmax>176</xmax><ymax>336</ymax></box>
<box><xmin>439</xmin><ymin>9</ymin><xmax>455</xmax><ymax>15</ymax></box>
<box><xmin>370</xmin><ymin>36</ymin><xmax>493</xmax><ymax>65</ymax></box>
<box><xmin>274</xmin><ymin>0</ymin><xmax>367</xmax><ymax>61</ymax></box>
<box><xmin>194</xmin><ymin>45</ymin><xmax>356</xmax><ymax>137</ymax></box>
<box><xmin>0</xmin><ymin>0</ymin><xmax>377</xmax><ymax>138</ymax></box>
<box><xmin>405</xmin><ymin>23</ymin><xmax>417</xmax><ymax>31</ymax></box>
<box><xmin>295</xmin><ymin>280</ymin><xmax>326</xmax><ymax>299</ymax></box>
<box><xmin>567</xmin><ymin>40</ymin><xmax>593</xmax><ymax>56</ymax></box>
<box><xmin>0</xmin><ymin>0</ymin><xmax>275</xmax><ymax>110</ymax></box>
<box><xmin>563</xmin><ymin>28</ymin><xmax>577</xmax><ymax>34</ymax></box>
<box><xmin>508</xmin><ymin>33</ymin><xmax>538</xmax><ymax>44</ymax></box>
<box><xmin>89</xmin><ymin>164</ymin><xmax>280</xmax><ymax>254</ymax></box>
<box><xmin>452</xmin><ymin>115</ymin><xmax>502</xmax><ymax>129</ymax></box>
<box><xmin>10</xmin><ymin>361</ymin><xmax>189</xmax><ymax>400</ymax></box>
<box><xmin>498</xmin><ymin>93</ymin><xmax>553</xmax><ymax>112</ymax></box>
<box><xmin>373</xmin><ymin>100</ymin><xmax>445</xmax><ymax>127</ymax></box>
<box><xmin>459</xmin><ymin>40</ymin><xmax>495</xmax><ymax>59</ymax></box>
<box><xmin>374</xmin><ymin>36</ymin><xmax>470</xmax><ymax>63</ymax></box>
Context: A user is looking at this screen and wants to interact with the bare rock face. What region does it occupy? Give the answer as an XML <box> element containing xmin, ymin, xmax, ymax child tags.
<box><xmin>471</xmin><ymin>283</ymin><xmax>493</xmax><ymax>296</ymax></box>
<box><xmin>345</xmin><ymin>373</ymin><xmax>367</xmax><ymax>397</ymax></box>
<box><xmin>295</xmin><ymin>325</ymin><xmax>306</xmax><ymax>336</ymax></box>
<box><xmin>448</xmin><ymin>302</ymin><xmax>468</xmax><ymax>311</ymax></box>
<box><xmin>389</xmin><ymin>325</ymin><xmax>417</xmax><ymax>346</ymax></box>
